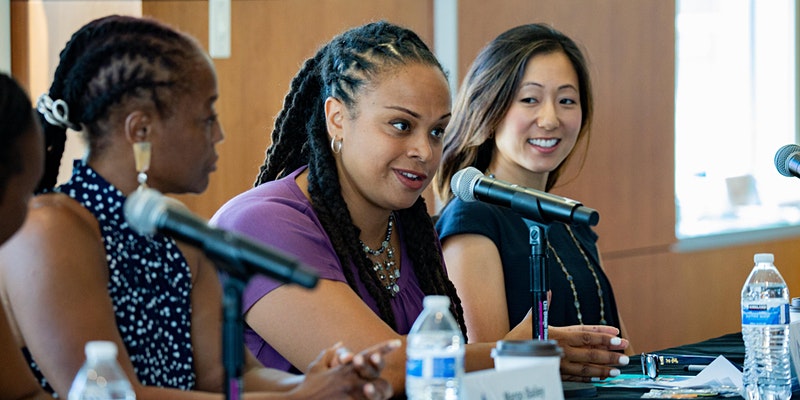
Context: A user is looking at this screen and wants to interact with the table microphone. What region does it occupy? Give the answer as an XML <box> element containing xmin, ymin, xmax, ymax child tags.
<box><xmin>450</xmin><ymin>166</ymin><xmax>599</xmax><ymax>226</ymax></box>
<box><xmin>124</xmin><ymin>187</ymin><xmax>318</xmax><ymax>288</ymax></box>
<box><xmin>775</xmin><ymin>144</ymin><xmax>800</xmax><ymax>178</ymax></box>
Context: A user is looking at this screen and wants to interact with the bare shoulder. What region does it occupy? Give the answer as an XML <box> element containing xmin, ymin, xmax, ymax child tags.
<box><xmin>0</xmin><ymin>193</ymin><xmax>105</xmax><ymax>277</ymax></box>
<box><xmin>28</xmin><ymin>192</ymin><xmax>100</xmax><ymax>235</ymax></box>
<box><xmin>175</xmin><ymin>241</ymin><xmax>208</xmax><ymax>284</ymax></box>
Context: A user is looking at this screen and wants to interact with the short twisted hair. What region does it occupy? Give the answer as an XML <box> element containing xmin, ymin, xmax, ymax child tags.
<box><xmin>36</xmin><ymin>15</ymin><xmax>205</xmax><ymax>193</ymax></box>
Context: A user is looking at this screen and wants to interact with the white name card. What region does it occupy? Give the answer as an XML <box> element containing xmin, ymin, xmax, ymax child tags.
<box><xmin>461</xmin><ymin>364</ymin><xmax>564</xmax><ymax>400</ymax></box>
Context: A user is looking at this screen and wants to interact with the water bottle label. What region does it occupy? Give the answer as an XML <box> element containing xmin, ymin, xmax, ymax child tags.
<box><xmin>742</xmin><ymin>303</ymin><xmax>790</xmax><ymax>325</ymax></box>
<box><xmin>406</xmin><ymin>356</ymin><xmax>458</xmax><ymax>379</ymax></box>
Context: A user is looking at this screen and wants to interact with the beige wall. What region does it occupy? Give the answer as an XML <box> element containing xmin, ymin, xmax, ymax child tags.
<box><xmin>1</xmin><ymin>0</ymin><xmax>10</xmax><ymax>73</ymax></box>
<box><xmin>12</xmin><ymin>0</ymin><xmax>800</xmax><ymax>353</ymax></box>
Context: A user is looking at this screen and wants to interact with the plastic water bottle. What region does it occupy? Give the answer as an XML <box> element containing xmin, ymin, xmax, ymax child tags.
<box><xmin>68</xmin><ymin>341</ymin><xmax>136</xmax><ymax>400</ymax></box>
<box><xmin>741</xmin><ymin>253</ymin><xmax>791</xmax><ymax>400</ymax></box>
<box><xmin>406</xmin><ymin>295</ymin><xmax>465</xmax><ymax>400</ymax></box>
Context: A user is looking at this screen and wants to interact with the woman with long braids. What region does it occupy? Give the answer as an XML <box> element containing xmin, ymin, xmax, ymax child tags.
<box><xmin>0</xmin><ymin>15</ymin><xmax>394</xmax><ymax>400</ymax></box>
<box><xmin>212</xmin><ymin>21</ymin><xmax>629</xmax><ymax>394</ymax></box>
<box><xmin>0</xmin><ymin>73</ymin><xmax>53</xmax><ymax>400</ymax></box>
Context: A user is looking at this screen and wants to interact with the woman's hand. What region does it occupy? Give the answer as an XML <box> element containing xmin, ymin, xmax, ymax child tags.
<box><xmin>292</xmin><ymin>340</ymin><xmax>399</xmax><ymax>400</ymax></box>
<box><xmin>504</xmin><ymin>310</ymin><xmax>629</xmax><ymax>380</ymax></box>
<box><xmin>548</xmin><ymin>325</ymin><xmax>630</xmax><ymax>381</ymax></box>
<box><xmin>331</xmin><ymin>339</ymin><xmax>402</xmax><ymax>382</ymax></box>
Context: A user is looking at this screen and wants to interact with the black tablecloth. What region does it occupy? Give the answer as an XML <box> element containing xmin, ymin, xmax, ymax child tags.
<box><xmin>578</xmin><ymin>331</ymin><xmax>800</xmax><ymax>399</ymax></box>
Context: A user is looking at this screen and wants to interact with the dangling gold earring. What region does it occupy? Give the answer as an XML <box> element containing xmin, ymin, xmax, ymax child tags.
<box><xmin>133</xmin><ymin>141</ymin><xmax>151</xmax><ymax>190</ymax></box>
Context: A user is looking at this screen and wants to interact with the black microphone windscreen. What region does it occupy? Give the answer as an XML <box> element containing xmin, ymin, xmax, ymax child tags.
<box><xmin>451</xmin><ymin>167</ymin><xmax>482</xmax><ymax>202</ymax></box>
<box><xmin>774</xmin><ymin>144</ymin><xmax>800</xmax><ymax>177</ymax></box>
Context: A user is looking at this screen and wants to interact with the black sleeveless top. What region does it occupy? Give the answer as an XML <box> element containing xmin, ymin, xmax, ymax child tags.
<box><xmin>436</xmin><ymin>197</ymin><xmax>621</xmax><ymax>330</ymax></box>
<box><xmin>25</xmin><ymin>160</ymin><xmax>196</xmax><ymax>393</ymax></box>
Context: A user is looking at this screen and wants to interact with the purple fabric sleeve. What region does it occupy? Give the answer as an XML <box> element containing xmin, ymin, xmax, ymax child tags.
<box><xmin>211</xmin><ymin>172</ymin><xmax>347</xmax><ymax>313</ymax></box>
<box><xmin>210</xmin><ymin>167</ymin><xmax>426</xmax><ymax>371</ymax></box>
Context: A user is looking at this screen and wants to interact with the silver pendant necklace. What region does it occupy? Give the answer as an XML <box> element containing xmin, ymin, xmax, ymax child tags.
<box><xmin>360</xmin><ymin>213</ymin><xmax>400</xmax><ymax>296</ymax></box>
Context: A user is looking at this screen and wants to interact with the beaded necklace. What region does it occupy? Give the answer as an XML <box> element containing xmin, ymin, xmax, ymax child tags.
<box><xmin>485</xmin><ymin>172</ymin><xmax>606</xmax><ymax>323</ymax></box>
<box><xmin>547</xmin><ymin>225</ymin><xmax>607</xmax><ymax>325</ymax></box>
<box><xmin>360</xmin><ymin>213</ymin><xmax>400</xmax><ymax>296</ymax></box>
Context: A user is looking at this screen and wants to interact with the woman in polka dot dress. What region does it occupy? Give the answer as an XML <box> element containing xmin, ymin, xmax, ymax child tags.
<box><xmin>0</xmin><ymin>15</ymin><xmax>394</xmax><ymax>400</ymax></box>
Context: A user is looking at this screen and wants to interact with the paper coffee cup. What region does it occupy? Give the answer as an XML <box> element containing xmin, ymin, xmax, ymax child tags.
<box><xmin>789</xmin><ymin>298</ymin><xmax>800</xmax><ymax>378</ymax></box>
<box><xmin>791</xmin><ymin>298</ymin><xmax>800</xmax><ymax>323</ymax></box>
<box><xmin>491</xmin><ymin>339</ymin><xmax>562</xmax><ymax>371</ymax></box>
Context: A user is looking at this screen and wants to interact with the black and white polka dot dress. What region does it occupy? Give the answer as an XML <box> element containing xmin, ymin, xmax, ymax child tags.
<box><xmin>26</xmin><ymin>160</ymin><xmax>197</xmax><ymax>392</ymax></box>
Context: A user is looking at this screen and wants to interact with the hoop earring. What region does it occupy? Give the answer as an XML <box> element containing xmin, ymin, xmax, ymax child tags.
<box><xmin>330</xmin><ymin>136</ymin><xmax>343</xmax><ymax>154</ymax></box>
<box><xmin>133</xmin><ymin>141</ymin><xmax>151</xmax><ymax>189</ymax></box>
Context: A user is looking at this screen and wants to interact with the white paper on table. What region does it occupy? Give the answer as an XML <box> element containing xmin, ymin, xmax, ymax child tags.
<box><xmin>669</xmin><ymin>355</ymin><xmax>742</xmax><ymax>390</ymax></box>
<box><xmin>594</xmin><ymin>355</ymin><xmax>742</xmax><ymax>393</ymax></box>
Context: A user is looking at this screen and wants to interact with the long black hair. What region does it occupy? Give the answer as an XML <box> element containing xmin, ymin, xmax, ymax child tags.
<box><xmin>35</xmin><ymin>15</ymin><xmax>205</xmax><ymax>193</ymax></box>
<box><xmin>437</xmin><ymin>23</ymin><xmax>594</xmax><ymax>201</ymax></box>
<box><xmin>0</xmin><ymin>73</ymin><xmax>36</xmax><ymax>198</ymax></box>
<box><xmin>255</xmin><ymin>21</ymin><xmax>467</xmax><ymax>338</ymax></box>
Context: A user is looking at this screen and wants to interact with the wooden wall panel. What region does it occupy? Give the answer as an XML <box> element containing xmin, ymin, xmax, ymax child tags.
<box><xmin>143</xmin><ymin>0</ymin><xmax>435</xmax><ymax>218</ymax></box>
<box><xmin>9</xmin><ymin>2</ymin><xmax>30</xmax><ymax>88</ymax></box>
<box><xmin>608</xmin><ymin>237</ymin><xmax>800</xmax><ymax>352</ymax></box>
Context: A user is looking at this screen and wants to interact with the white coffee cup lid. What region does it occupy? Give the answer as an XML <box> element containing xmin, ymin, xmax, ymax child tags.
<box><xmin>492</xmin><ymin>339</ymin><xmax>562</xmax><ymax>358</ymax></box>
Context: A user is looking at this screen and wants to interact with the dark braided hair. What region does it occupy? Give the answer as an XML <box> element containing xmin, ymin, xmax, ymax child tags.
<box><xmin>256</xmin><ymin>21</ymin><xmax>468</xmax><ymax>339</ymax></box>
<box><xmin>36</xmin><ymin>15</ymin><xmax>205</xmax><ymax>193</ymax></box>
<box><xmin>0</xmin><ymin>73</ymin><xmax>36</xmax><ymax>199</ymax></box>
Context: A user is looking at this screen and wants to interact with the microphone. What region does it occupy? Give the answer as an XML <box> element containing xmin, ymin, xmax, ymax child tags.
<box><xmin>124</xmin><ymin>188</ymin><xmax>318</xmax><ymax>288</ymax></box>
<box><xmin>774</xmin><ymin>144</ymin><xmax>800</xmax><ymax>178</ymax></box>
<box><xmin>450</xmin><ymin>167</ymin><xmax>599</xmax><ymax>226</ymax></box>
